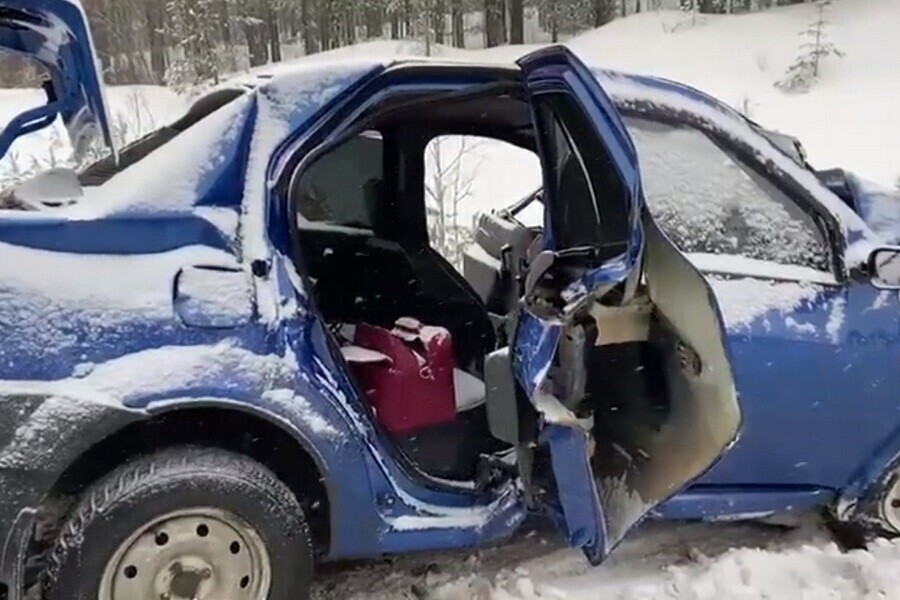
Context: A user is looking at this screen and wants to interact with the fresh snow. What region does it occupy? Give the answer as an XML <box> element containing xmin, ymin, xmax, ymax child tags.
<box><xmin>311</xmin><ymin>519</ymin><xmax>900</xmax><ymax>600</ymax></box>
<box><xmin>686</xmin><ymin>253</ymin><xmax>837</xmax><ymax>285</ymax></box>
<box><xmin>705</xmin><ymin>276</ymin><xmax>821</xmax><ymax>331</ymax></box>
<box><xmin>65</xmin><ymin>339</ymin><xmax>294</xmax><ymax>406</ymax></box>
<box><xmin>70</xmin><ymin>93</ymin><xmax>253</xmax><ymax>217</ymax></box>
<box><xmin>9</xmin><ymin>167</ymin><xmax>84</xmax><ymax>209</ymax></box>
<box><xmin>0</xmin><ymin>242</ymin><xmax>238</xmax><ymax>363</ymax></box>
<box><xmin>341</xmin><ymin>345</ymin><xmax>393</xmax><ymax>364</ymax></box>
<box><xmin>825</xmin><ymin>296</ymin><xmax>847</xmax><ymax>344</ymax></box>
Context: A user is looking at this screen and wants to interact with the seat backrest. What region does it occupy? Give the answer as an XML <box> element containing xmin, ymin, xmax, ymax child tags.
<box><xmin>464</xmin><ymin>212</ymin><xmax>539</xmax><ymax>313</ymax></box>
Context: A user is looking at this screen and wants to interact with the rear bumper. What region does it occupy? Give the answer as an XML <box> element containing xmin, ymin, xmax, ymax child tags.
<box><xmin>0</xmin><ymin>393</ymin><xmax>141</xmax><ymax>598</ymax></box>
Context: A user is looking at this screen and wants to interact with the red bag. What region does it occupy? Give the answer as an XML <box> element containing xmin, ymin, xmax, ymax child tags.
<box><xmin>349</xmin><ymin>317</ymin><xmax>457</xmax><ymax>435</ymax></box>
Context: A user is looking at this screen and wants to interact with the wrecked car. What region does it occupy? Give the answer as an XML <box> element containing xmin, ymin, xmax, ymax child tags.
<box><xmin>0</xmin><ymin>1</ymin><xmax>895</xmax><ymax>599</ymax></box>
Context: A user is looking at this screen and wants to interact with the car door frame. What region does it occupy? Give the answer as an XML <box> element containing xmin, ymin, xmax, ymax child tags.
<box><xmin>512</xmin><ymin>48</ymin><xmax>653</xmax><ymax>565</ymax></box>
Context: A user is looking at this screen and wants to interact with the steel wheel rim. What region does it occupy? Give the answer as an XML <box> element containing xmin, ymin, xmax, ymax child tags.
<box><xmin>98</xmin><ymin>507</ymin><xmax>271</xmax><ymax>600</ymax></box>
<box><xmin>883</xmin><ymin>475</ymin><xmax>900</xmax><ymax>534</ymax></box>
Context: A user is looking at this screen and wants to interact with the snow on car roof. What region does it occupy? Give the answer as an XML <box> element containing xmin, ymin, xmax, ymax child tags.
<box><xmin>44</xmin><ymin>54</ymin><xmax>876</xmax><ymax>268</ymax></box>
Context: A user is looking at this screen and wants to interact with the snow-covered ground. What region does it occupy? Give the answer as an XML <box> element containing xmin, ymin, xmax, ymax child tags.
<box><xmin>312</xmin><ymin>518</ymin><xmax>900</xmax><ymax>599</ymax></box>
<box><xmin>2</xmin><ymin>0</ymin><xmax>899</xmax><ymax>596</ymax></box>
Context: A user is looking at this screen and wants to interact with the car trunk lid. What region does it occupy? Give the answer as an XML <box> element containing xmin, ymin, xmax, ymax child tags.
<box><xmin>0</xmin><ymin>0</ymin><xmax>114</xmax><ymax>162</ymax></box>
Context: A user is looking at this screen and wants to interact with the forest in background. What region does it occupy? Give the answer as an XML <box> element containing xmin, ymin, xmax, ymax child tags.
<box><xmin>1</xmin><ymin>0</ymin><xmax>814</xmax><ymax>89</ymax></box>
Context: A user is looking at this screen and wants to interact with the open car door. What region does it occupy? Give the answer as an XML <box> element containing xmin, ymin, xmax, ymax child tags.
<box><xmin>0</xmin><ymin>0</ymin><xmax>114</xmax><ymax>161</ymax></box>
<box><xmin>512</xmin><ymin>46</ymin><xmax>742</xmax><ymax>564</ymax></box>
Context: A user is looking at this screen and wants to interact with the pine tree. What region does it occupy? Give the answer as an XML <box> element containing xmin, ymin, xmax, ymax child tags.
<box><xmin>776</xmin><ymin>0</ymin><xmax>843</xmax><ymax>93</ymax></box>
<box><xmin>537</xmin><ymin>0</ymin><xmax>605</xmax><ymax>41</ymax></box>
<box><xmin>164</xmin><ymin>0</ymin><xmax>223</xmax><ymax>91</ymax></box>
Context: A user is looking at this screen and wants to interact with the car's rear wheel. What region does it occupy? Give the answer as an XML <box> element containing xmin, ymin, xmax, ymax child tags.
<box><xmin>42</xmin><ymin>446</ymin><xmax>313</xmax><ymax>600</ymax></box>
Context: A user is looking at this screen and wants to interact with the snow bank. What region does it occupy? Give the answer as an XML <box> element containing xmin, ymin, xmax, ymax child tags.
<box><xmin>575</xmin><ymin>537</ymin><xmax>900</xmax><ymax>600</ymax></box>
<box><xmin>567</xmin><ymin>0</ymin><xmax>900</xmax><ymax>190</ymax></box>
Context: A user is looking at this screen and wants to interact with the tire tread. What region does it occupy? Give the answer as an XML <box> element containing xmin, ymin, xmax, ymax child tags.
<box><xmin>42</xmin><ymin>446</ymin><xmax>311</xmax><ymax>596</ymax></box>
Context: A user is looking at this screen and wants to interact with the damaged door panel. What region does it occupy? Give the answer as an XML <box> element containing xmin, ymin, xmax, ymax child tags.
<box><xmin>585</xmin><ymin>213</ymin><xmax>741</xmax><ymax>548</ymax></box>
<box><xmin>510</xmin><ymin>45</ymin><xmax>743</xmax><ymax>564</ymax></box>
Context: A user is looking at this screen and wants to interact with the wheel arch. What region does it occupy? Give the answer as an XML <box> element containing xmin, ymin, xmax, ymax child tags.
<box><xmin>41</xmin><ymin>402</ymin><xmax>335</xmax><ymax>557</ymax></box>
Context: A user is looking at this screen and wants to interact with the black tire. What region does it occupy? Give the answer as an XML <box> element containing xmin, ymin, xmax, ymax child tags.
<box><xmin>42</xmin><ymin>446</ymin><xmax>313</xmax><ymax>600</ymax></box>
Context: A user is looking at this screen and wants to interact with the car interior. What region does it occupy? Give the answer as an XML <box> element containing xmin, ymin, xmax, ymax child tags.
<box><xmin>289</xmin><ymin>84</ymin><xmax>534</xmax><ymax>482</ymax></box>
<box><xmin>286</xmin><ymin>72</ymin><xmax>741</xmax><ymax>527</ymax></box>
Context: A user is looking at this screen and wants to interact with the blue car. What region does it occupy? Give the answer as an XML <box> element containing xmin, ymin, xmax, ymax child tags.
<box><xmin>0</xmin><ymin>2</ymin><xmax>897</xmax><ymax>599</ymax></box>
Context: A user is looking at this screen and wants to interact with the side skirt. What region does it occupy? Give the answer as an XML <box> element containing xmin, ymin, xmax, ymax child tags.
<box><xmin>652</xmin><ymin>486</ymin><xmax>836</xmax><ymax>522</ymax></box>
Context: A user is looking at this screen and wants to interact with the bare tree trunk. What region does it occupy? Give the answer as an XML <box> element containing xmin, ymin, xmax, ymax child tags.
<box><xmin>302</xmin><ymin>0</ymin><xmax>319</xmax><ymax>54</ymax></box>
<box><xmin>266</xmin><ymin>1</ymin><xmax>282</xmax><ymax>63</ymax></box>
<box><xmin>509</xmin><ymin>0</ymin><xmax>524</xmax><ymax>43</ymax></box>
<box><xmin>365</xmin><ymin>4</ymin><xmax>384</xmax><ymax>39</ymax></box>
<box><xmin>450</xmin><ymin>0</ymin><xmax>464</xmax><ymax>47</ymax></box>
<box><xmin>319</xmin><ymin>0</ymin><xmax>333</xmax><ymax>50</ymax></box>
<box><xmin>219</xmin><ymin>0</ymin><xmax>233</xmax><ymax>46</ymax></box>
<box><xmin>146</xmin><ymin>0</ymin><xmax>166</xmax><ymax>83</ymax></box>
<box><xmin>84</xmin><ymin>0</ymin><xmax>113</xmax><ymax>77</ymax></box>
<box><xmin>287</xmin><ymin>3</ymin><xmax>301</xmax><ymax>39</ymax></box>
<box><xmin>591</xmin><ymin>0</ymin><xmax>614</xmax><ymax>26</ymax></box>
<box><xmin>390</xmin><ymin>8</ymin><xmax>400</xmax><ymax>39</ymax></box>
<box><xmin>342</xmin><ymin>6</ymin><xmax>355</xmax><ymax>45</ymax></box>
<box><xmin>403</xmin><ymin>0</ymin><xmax>412</xmax><ymax>36</ymax></box>
<box><xmin>484</xmin><ymin>0</ymin><xmax>504</xmax><ymax>47</ymax></box>
<box><xmin>433</xmin><ymin>0</ymin><xmax>446</xmax><ymax>44</ymax></box>
<box><xmin>244</xmin><ymin>22</ymin><xmax>268</xmax><ymax>66</ymax></box>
